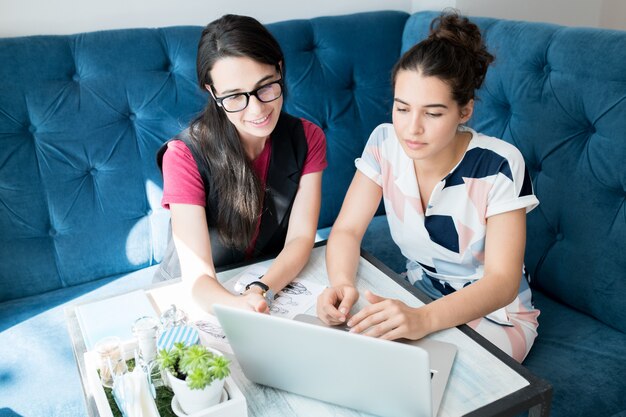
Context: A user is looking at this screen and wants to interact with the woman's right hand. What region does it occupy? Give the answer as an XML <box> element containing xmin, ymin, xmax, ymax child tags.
<box><xmin>232</xmin><ymin>292</ymin><xmax>270</xmax><ymax>314</ymax></box>
<box><xmin>317</xmin><ymin>284</ymin><xmax>360</xmax><ymax>325</ymax></box>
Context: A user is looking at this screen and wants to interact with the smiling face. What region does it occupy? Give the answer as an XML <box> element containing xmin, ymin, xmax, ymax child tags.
<box><xmin>208</xmin><ymin>56</ymin><xmax>283</xmax><ymax>146</ymax></box>
<box><xmin>392</xmin><ymin>69</ymin><xmax>473</xmax><ymax>168</ymax></box>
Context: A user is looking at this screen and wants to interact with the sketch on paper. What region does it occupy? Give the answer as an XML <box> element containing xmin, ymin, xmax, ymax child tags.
<box><xmin>273</xmin><ymin>294</ymin><xmax>297</xmax><ymax>307</ymax></box>
<box><xmin>281</xmin><ymin>281</ymin><xmax>311</xmax><ymax>296</ymax></box>
<box><xmin>269</xmin><ymin>305</ymin><xmax>289</xmax><ymax>315</ymax></box>
<box><xmin>195</xmin><ymin>259</ymin><xmax>327</xmax><ymax>349</ymax></box>
<box><xmin>195</xmin><ymin>320</ymin><xmax>226</xmax><ymax>340</ymax></box>
<box><xmin>221</xmin><ymin>266</ymin><xmax>325</xmax><ymax>319</ymax></box>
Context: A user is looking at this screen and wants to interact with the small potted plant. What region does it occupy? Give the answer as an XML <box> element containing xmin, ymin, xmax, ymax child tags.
<box><xmin>157</xmin><ymin>342</ymin><xmax>231</xmax><ymax>415</ymax></box>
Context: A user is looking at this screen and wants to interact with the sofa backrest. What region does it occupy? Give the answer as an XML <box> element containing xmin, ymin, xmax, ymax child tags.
<box><xmin>0</xmin><ymin>11</ymin><xmax>408</xmax><ymax>302</ymax></box>
<box><xmin>0</xmin><ymin>27</ymin><xmax>203</xmax><ymax>302</ymax></box>
<box><xmin>404</xmin><ymin>12</ymin><xmax>626</xmax><ymax>332</ymax></box>
<box><xmin>273</xmin><ymin>11</ymin><xmax>408</xmax><ymax>226</ymax></box>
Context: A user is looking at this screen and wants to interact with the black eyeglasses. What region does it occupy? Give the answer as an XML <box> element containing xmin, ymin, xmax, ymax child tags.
<box><xmin>212</xmin><ymin>79</ymin><xmax>283</xmax><ymax>113</ymax></box>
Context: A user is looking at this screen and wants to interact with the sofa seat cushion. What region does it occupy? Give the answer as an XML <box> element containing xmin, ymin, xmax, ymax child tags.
<box><xmin>523</xmin><ymin>291</ymin><xmax>626</xmax><ymax>417</ymax></box>
<box><xmin>0</xmin><ymin>265</ymin><xmax>160</xmax><ymax>417</ymax></box>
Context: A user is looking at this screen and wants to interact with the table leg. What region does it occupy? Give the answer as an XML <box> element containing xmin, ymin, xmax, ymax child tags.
<box><xmin>528</xmin><ymin>402</ymin><xmax>550</xmax><ymax>417</ymax></box>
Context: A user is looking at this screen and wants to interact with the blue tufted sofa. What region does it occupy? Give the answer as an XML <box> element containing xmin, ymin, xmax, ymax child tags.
<box><xmin>1</xmin><ymin>10</ymin><xmax>624</xmax><ymax>417</ymax></box>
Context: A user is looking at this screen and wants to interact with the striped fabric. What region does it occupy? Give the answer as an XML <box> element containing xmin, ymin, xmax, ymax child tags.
<box><xmin>157</xmin><ymin>325</ymin><xmax>199</xmax><ymax>351</ymax></box>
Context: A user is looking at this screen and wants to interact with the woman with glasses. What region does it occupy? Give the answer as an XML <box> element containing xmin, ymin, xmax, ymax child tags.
<box><xmin>155</xmin><ymin>15</ymin><xmax>327</xmax><ymax>314</ymax></box>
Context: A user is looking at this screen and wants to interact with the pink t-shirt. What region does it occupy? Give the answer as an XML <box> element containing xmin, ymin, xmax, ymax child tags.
<box><xmin>161</xmin><ymin>118</ymin><xmax>326</xmax><ymax>208</ymax></box>
<box><xmin>161</xmin><ymin>118</ymin><xmax>327</xmax><ymax>256</ymax></box>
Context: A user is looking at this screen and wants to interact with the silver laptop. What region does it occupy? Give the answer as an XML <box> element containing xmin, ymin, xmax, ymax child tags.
<box><xmin>213</xmin><ymin>304</ymin><xmax>456</xmax><ymax>417</ymax></box>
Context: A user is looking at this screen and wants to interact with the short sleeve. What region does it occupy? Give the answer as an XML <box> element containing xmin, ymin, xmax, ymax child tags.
<box><xmin>161</xmin><ymin>140</ymin><xmax>206</xmax><ymax>209</ymax></box>
<box><xmin>300</xmin><ymin>119</ymin><xmax>328</xmax><ymax>175</ymax></box>
<box><xmin>486</xmin><ymin>147</ymin><xmax>539</xmax><ymax>217</ymax></box>
<box><xmin>354</xmin><ymin>124</ymin><xmax>388</xmax><ymax>186</ymax></box>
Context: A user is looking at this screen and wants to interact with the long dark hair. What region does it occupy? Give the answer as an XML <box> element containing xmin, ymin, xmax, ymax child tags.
<box><xmin>392</xmin><ymin>10</ymin><xmax>494</xmax><ymax>107</ymax></box>
<box><xmin>190</xmin><ymin>14</ymin><xmax>284</xmax><ymax>249</ymax></box>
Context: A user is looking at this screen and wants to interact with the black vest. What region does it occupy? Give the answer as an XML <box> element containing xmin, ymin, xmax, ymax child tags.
<box><xmin>154</xmin><ymin>112</ymin><xmax>308</xmax><ymax>282</ymax></box>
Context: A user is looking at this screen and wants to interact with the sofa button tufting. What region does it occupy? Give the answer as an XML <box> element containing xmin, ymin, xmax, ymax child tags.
<box><xmin>129</xmin><ymin>113</ymin><xmax>136</xmax><ymax>121</ymax></box>
<box><xmin>28</xmin><ymin>124</ymin><xmax>36</xmax><ymax>133</ymax></box>
<box><xmin>168</xmin><ymin>65</ymin><xmax>174</xmax><ymax>73</ymax></box>
<box><xmin>49</xmin><ymin>228</ymin><xmax>57</xmax><ymax>236</ymax></box>
<box><xmin>72</xmin><ymin>74</ymin><xmax>80</xmax><ymax>82</ymax></box>
<box><xmin>555</xmin><ymin>233</ymin><xmax>564</xmax><ymax>241</ymax></box>
<box><xmin>88</xmin><ymin>168</ymin><xmax>97</xmax><ymax>175</ymax></box>
<box><xmin>543</xmin><ymin>64</ymin><xmax>551</xmax><ymax>74</ymax></box>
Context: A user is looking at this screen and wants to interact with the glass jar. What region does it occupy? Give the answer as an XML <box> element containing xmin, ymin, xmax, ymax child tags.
<box><xmin>132</xmin><ymin>316</ymin><xmax>160</xmax><ymax>365</ymax></box>
<box><xmin>159</xmin><ymin>304</ymin><xmax>188</xmax><ymax>330</ymax></box>
<box><xmin>95</xmin><ymin>336</ymin><xmax>128</xmax><ymax>387</ymax></box>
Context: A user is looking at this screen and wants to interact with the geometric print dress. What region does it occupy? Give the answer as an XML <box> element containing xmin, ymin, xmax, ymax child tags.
<box><xmin>356</xmin><ymin>124</ymin><xmax>541</xmax><ymax>362</ymax></box>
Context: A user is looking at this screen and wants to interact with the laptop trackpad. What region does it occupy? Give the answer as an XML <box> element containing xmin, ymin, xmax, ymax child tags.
<box><xmin>293</xmin><ymin>313</ymin><xmax>351</xmax><ymax>331</ymax></box>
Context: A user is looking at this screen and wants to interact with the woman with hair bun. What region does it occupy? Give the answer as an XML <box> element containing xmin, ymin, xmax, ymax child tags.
<box><xmin>318</xmin><ymin>11</ymin><xmax>539</xmax><ymax>361</ymax></box>
<box><xmin>155</xmin><ymin>15</ymin><xmax>326</xmax><ymax>314</ymax></box>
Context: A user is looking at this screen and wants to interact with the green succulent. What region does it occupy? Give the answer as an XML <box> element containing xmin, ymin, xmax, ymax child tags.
<box><xmin>156</xmin><ymin>342</ymin><xmax>230</xmax><ymax>390</ymax></box>
<box><xmin>179</xmin><ymin>344</ymin><xmax>212</xmax><ymax>374</ymax></box>
<box><xmin>156</xmin><ymin>342</ymin><xmax>185</xmax><ymax>378</ymax></box>
<box><xmin>209</xmin><ymin>355</ymin><xmax>231</xmax><ymax>380</ymax></box>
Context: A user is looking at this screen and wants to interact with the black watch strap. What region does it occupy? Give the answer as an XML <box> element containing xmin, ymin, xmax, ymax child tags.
<box><xmin>244</xmin><ymin>280</ymin><xmax>275</xmax><ymax>306</ymax></box>
<box><xmin>245</xmin><ymin>280</ymin><xmax>269</xmax><ymax>292</ymax></box>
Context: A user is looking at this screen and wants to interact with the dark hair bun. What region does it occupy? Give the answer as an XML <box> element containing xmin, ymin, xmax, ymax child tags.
<box><xmin>429</xmin><ymin>10</ymin><xmax>494</xmax><ymax>90</ymax></box>
<box><xmin>391</xmin><ymin>10</ymin><xmax>494</xmax><ymax>106</ymax></box>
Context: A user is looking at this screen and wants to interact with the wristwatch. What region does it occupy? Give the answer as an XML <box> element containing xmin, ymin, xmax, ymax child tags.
<box><xmin>244</xmin><ymin>281</ymin><xmax>276</xmax><ymax>306</ymax></box>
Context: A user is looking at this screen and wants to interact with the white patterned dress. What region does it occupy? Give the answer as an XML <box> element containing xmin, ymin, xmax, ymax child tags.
<box><xmin>356</xmin><ymin>124</ymin><xmax>540</xmax><ymax>362</ymax></box>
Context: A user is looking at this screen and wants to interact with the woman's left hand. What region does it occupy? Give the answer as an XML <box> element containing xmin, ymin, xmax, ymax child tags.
<box><xmin>347</xmin><ymin>290</ymin><xmax>429</xmax><ymax>341</ymax></box>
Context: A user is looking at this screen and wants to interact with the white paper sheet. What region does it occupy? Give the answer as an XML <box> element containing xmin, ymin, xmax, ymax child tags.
<box><xmin>75</xmin><ymin>290</ymin><xmax>157</xmax><ymax>350</ymax></box>
<box><xmin>221</xmin><ymin>262</ymin><xmax>325</xmax><ymax>319</ymax></box>
<box><xmin>193</xmin><ymin>262</ymin><xmax>325</xmax><ymax>350</ymax></box>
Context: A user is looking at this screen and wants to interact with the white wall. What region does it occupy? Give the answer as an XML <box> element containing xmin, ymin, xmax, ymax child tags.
<box><xmin>1</xmin><ymin>0</ymin><xmax>624</xmax><ymax>38</ymax></box>
<box><xmin>0</xmin><ymin>0</ymin><xmax>412</xmax><ymax>37</ymax></box>
<box><xmin>412</xmin><ymin>0</ymin><xmax>626</xmax><ymax>30</ymax></box>
<box><xmin>599</xmin><ymin>0</ymin><xmax>626</xmax><ymax>30</ymax></box>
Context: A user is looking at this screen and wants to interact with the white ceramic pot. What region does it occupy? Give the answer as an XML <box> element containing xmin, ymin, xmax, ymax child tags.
<box><xmin>167</xmin><ymin>369</ymin><xmax>225</xmax><ymax>415</ymax></box>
